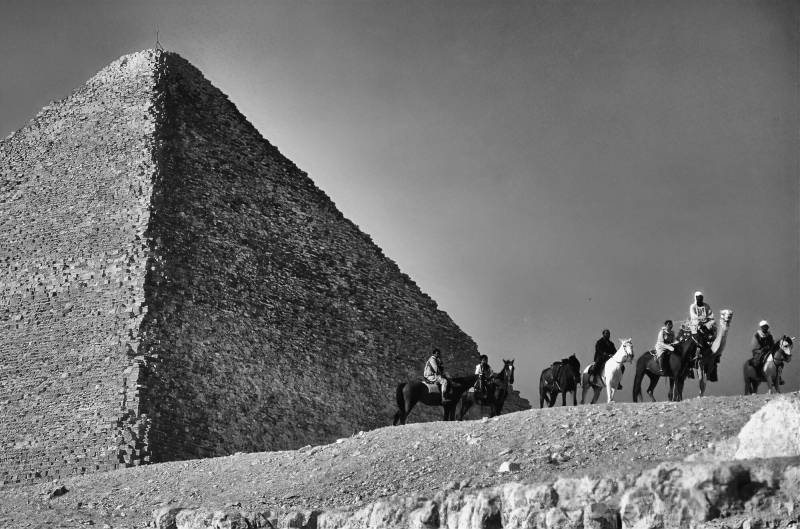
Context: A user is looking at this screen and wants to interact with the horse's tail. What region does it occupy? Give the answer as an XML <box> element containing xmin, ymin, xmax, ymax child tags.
<box><xmin>632</xmin><ymin>354</ymin><xmax>647</xmax><ymax>402</ymax></box>
<box><xmin>393</xmin><ymin>383</ymin><xmax>406</xmax><ymax>425</ymax></box>
<box><xmin>743</xmin><ymin>361</ymin><xmax>753</xmax><ymax>395</ymax></box>
<box><xmin>539</xmin><ymin>374</ymin><xmax>545</xmax><ymax>408</ymax></box>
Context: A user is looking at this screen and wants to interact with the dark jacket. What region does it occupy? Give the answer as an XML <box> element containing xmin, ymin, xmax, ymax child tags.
<box><xmin>594</xmin><ymin>337</ymin><xmax>616</xmax><ymax>365</ymax></box>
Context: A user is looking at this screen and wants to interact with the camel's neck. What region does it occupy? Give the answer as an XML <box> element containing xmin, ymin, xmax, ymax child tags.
<box><xmin>711</xmin><ymin>323</ymin><xmax>730</xmax><ymax>354</ymax></box>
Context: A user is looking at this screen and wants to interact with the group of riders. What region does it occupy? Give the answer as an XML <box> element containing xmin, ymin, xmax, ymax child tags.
<box><xmin>422</xmin><ymin>348</ymin><xmax>495</xmax><ymax>403</ymax></box>
<box><xmin>420</xmin><ymin>290</ymin><xmax>788</xmax><ymax>406</ymax></box>
<box><xmin>587</xmin><ymin>291</ymin><xmax>785</xmax><ymax>387</ymax></box>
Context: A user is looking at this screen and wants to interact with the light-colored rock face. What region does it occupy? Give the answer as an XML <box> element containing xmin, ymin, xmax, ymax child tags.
<box><xmin>735</xmin><ymin>397</ymin><xmax>800</xmax><ymax>459</ymax></box>
<box><xmin>154</xmin><ymin>461</ymin><xmax>800</xmax><ymax>529</ymax></box>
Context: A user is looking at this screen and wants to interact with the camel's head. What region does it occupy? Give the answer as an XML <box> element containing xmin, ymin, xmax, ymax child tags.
<box><xmin>719</xmin><ymin>309</ymin><xmax>733</xmax><ymax>327</ymax></box>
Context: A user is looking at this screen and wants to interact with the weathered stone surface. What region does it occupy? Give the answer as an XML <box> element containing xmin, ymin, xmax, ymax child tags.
<box><xmin>735</xmin><ymin>397</ymin><xmax>800</xmax><ymax>460</ymax></box>
<box><xmin>0</xmin><ymin>49</ymin><xmax>531</xmax><ymax>484</ymax></box>
<box><xmin>154</xmin><ymin>505</ymin><xmax>183</xmax><ymax>529</ymax></box>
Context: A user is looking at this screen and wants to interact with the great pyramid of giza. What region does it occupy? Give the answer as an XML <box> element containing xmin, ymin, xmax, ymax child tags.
<box><xmin>0</xmin><ymin>50</ymin><xmax>529</xmax><ymax>485</ymax></box>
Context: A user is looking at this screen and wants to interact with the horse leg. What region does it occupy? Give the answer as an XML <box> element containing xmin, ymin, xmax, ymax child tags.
<box><xmin>698</xmin><ymin>370</ymin><xmax>706</xmax><ymax>397</ymax></box>
<box><xmin>572</xmin><ymin>389</ymin><xmax>577</xmax><ymax>406</ymax></box>
<box><xmin>580</xmin><ymin>377</ymin><xmax>587</xmax><ymax>405</ymax></box>
<box><xmin>646</xmin><ymin>374</ymin><xmax>659</xmax><ymax>402</ymax></box>
<box><xmin>592</xmin><ymin>386</ymin><xmax>600</xmax><ymax>404</ymax></box>
<box><xmin>548</xmin><ymin>390</ymin><xmax>557</xmax><ymax>408</ymax></box>
<box><xmin>393</xmin><ymin>384</ymin><xmax>409</xmax><ymax>426</ymax></box>
<box><xmin>459</xmin><ymin>394</ymin><xmax>472</xmax><ymax>420</ymax></box>
<box><xmin>561</xmin><ymin>389</ymin><xmax>567</xmax><ymax>406</ymax></box>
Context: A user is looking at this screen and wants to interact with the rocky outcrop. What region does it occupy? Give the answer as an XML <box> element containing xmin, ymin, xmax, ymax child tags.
<box><xmin>152</xmin><ymin>460</ymin><xmax>800</xmax><ymax>529</ymax></box>
<box><xmin>734</xmin><ymin>398</ymin><xmax>800</xmax><ymax>460</ymax></box>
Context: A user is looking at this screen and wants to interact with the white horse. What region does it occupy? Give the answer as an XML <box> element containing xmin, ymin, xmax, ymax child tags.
<box><xmin>744</xmin><ymin>335</ymin><xmax>793</xmax><ymax>395</ymax></box>
<box><xmin>603</xmin><ymin>338</ymin><xmax>635</xmax><ymax>403</ymax></box>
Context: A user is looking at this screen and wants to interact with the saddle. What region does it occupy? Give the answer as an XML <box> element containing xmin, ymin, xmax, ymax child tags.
<box><xmin>422</xmin><ymin>381</ymin><xmax>440</xmax><ymax>393</ymax></box>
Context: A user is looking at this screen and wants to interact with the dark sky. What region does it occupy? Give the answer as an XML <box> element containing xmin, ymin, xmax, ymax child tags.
<box><xmin>1</xmin><ymin>1</ymin><xmax>798</xmax><ymax>403</ymax></box>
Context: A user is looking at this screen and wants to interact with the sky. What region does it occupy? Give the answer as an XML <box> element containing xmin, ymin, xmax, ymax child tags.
<box><xmin>1</xmin><ymin>0</ymin><xmax>798</xmax><ymax>404</ymax></box>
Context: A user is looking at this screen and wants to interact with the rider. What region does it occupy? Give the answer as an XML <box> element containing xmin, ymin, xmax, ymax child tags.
<box><xmin>689</xmin><ymin>291</ymin><xmax>715</xmax><ymax>345</ymax></box>
<box><xmin>750</xmin><ymin>320</ymin><xmax>780</xmax><ymax>383</ymax></box>
<box><xmin>423</xmin><ymin>348</ymin><xmax>450</xmax><ymax>401</ymax></box>
<box><xmin>474</xmin><ymin>354</ymin><xmax>493</xmax><ymax>393</ymax></box>
<box><xmin>654</xmin><ymin>319</ymin><xmax>676</xmax><ymax>375</ymax></box>
<box><xmin>593</xmin><ymin>329</ymin><xmax>623</xmax><ymax>389</ymax></box>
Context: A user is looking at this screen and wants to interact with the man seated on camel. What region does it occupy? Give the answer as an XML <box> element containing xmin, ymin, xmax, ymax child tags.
<box><xmin>474</xmin><ymin>354</ymin><xmax>494</xmax><ymax>394</ymax></box>
<box><xmin>654</xmin><ymin>319</ymin><xmax>676</xmax><ymax>375</ymax></box>
<box><xmin>689</xmin><ymin>291</ymin><xmax>715</xmax><ymax>346</ymax></box>
<box><xmin>424</xmin><ymin>348</ymin><xmax>451</xmax><ymax>402</ymax></box>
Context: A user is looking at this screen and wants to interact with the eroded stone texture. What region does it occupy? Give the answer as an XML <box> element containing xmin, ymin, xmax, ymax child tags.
<box><xmin>0</xmin><ymin>50</ymin><xmax>161</xmax><ymax>484</ymax></box>
<box><xmin>735</xmin><ymin>397</ymin><xmax>800</xmax><ymax>460</ymax></box>
<box><xmin>153</xmin><ymin>462</ymin><xmax>800</xmax><ymax>529</ymax></box>
<box><xmin>0</xmin><ymin>49</ymin><xmax>530</xmax><ymax>484</ymax></box>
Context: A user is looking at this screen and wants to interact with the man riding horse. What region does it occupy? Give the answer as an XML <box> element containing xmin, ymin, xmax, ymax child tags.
<box><xmin>750</xmin><ymin>320</ymin><xmax>784</xmax><ymax>386</ymax></box>
<box><xmin>423</xmin><ymin>348</ymin><xmax>450</xmax><ymax>402</ymax></box>
<box><xmin>654</xmin><ymin>319</ymin><xmax>677</xmax><ymax>375</ymax></box>
<box><xmin>474</xmin><ymin>354</ymin><xmax>494</xmax><ymax>395</ymax></box>
<box><xmin>591</xmin><ymin>329</ymin><xmax>622</xmax><ymax>389</ymax></box>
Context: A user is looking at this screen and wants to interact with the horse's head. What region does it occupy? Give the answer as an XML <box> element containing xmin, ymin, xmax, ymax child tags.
<box><xmin>779</xmin><ymin>335</ymin><xmax>794</xmax><ymax>362</ymax></box>
<box><xmin>501</xmin><ymin>358</ymin><xmax>515</xmax><ymax>384</ymax></box>
<box><xmin>618</xmin><ymin>338</ymin><xmax>634</xmax><ymax>362</ymax></box>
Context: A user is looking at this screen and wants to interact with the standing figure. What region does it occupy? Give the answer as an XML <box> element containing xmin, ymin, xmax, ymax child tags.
<box><xmin>423</xmin><ymin>348</ymin><xmax>450</xmax><ymax>402</ymax></box>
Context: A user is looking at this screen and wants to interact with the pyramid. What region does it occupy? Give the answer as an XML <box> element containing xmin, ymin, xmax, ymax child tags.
<box><xmin>0</xmin><ymin>50</ymin><xmax>529</xmax><ymax>484</ymax></box>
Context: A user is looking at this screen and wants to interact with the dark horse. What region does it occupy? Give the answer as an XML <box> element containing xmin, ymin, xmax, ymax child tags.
<box><xmin>539</xmin><ymin>354</ymin><xmax>580</xmax><ymax>407</ymax></box>
<box><xmin>632</xmin><ymin>338</ymin><xmax>698</xmax><ymax>403</ymax></box>
<box><xmin>744</xmin><ymin>335</ymin><xmax>793</xmax><ymax>395</ymax></box>
<box><xmin>393</xmin><ymin>374</ymin><xmax>478</xmax><ymax>425</ymax></box>
<box><xmin>458</xmin><ymin>359</ymin><xmax>515</xmax><ymax>420</ymax></box>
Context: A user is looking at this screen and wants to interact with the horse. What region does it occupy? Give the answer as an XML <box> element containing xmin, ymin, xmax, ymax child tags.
<box><xmin>632</xmin><ymin>338</ymin><xmax>697</xmax><ymax>403</ymax></box>
<box><xmin>744</xmin><ymin>335</ymin><xmax>794</xmax><ymax>395</ymax></box>
<box><xmin>538</xmin><ymin>354</ymin><xmax>580</xmax><ymax>407</ymax></box>
<box><xmin>393</xmin><ymin>374</ymin><xmax>478</xmax><ymax>425</ymax></box>
<box><xmin>580</xmin><ymin>339</ymin><xmax>634</xmax><ymax>404</ymax></box>
<box><xmin>603</xmin><ymin>338</ymin><xmax>635</xmax><ymax>403</ymax></box>
<box><xmin>458</xmin><ymin>359</ymin><xmax>515</xmax><ymax>420</ymax></box>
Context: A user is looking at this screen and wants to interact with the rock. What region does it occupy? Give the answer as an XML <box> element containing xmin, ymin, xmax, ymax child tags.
<box><xmin>735</xmin><ymin>398</ymin><xmax>800</xmax><ymax>459</ymax></box>
<box><xmin>500</xmin><ymin>483</ymin><xmax>557</xmax><ymax>528</ymax></box>
<box><xmin>583</xmin><ymin>502</ymin><xmax>618</xmax><ymax>529</ymax></box>
<box><xmin>282</xmin><ymin>509</ymin><xmax>320</xmax><ymax>528</ymax></box>
<box><xmin>619</xmin><ymin>462</ymin><xmax>755</xmax><ymax>528</ymax></box>
<box><xmin>49</xmin><ymin>485</ymin><xmax>69</xmax><ymax>498</ymax></box>
<box><xmin>210</xmin><ymin>510</ymin><xmax>248</xmax><ymax>529</ymax></box>
<box><xmin>498</xmin><ymin>461</ymin><xmax>520</xmax><ymax>473</ymax></box>
<box><xmin>153</xmin><ymin>505</ymin><xmax>183</xmax><ymax>529</ymax></box>
<box><xmin>175</xmin><ymin>508</ymin><xmax>213</xmax><ymax>529</ymax></box>
<box><xmin>408</xmin><ymin>500</ymin><xmax>438</xmax><ymax>529</ymax></box>
<box><xmin>441</xmin><ymin>491</ymin><xmax>501</xmax><ymax>529</ymax></box>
